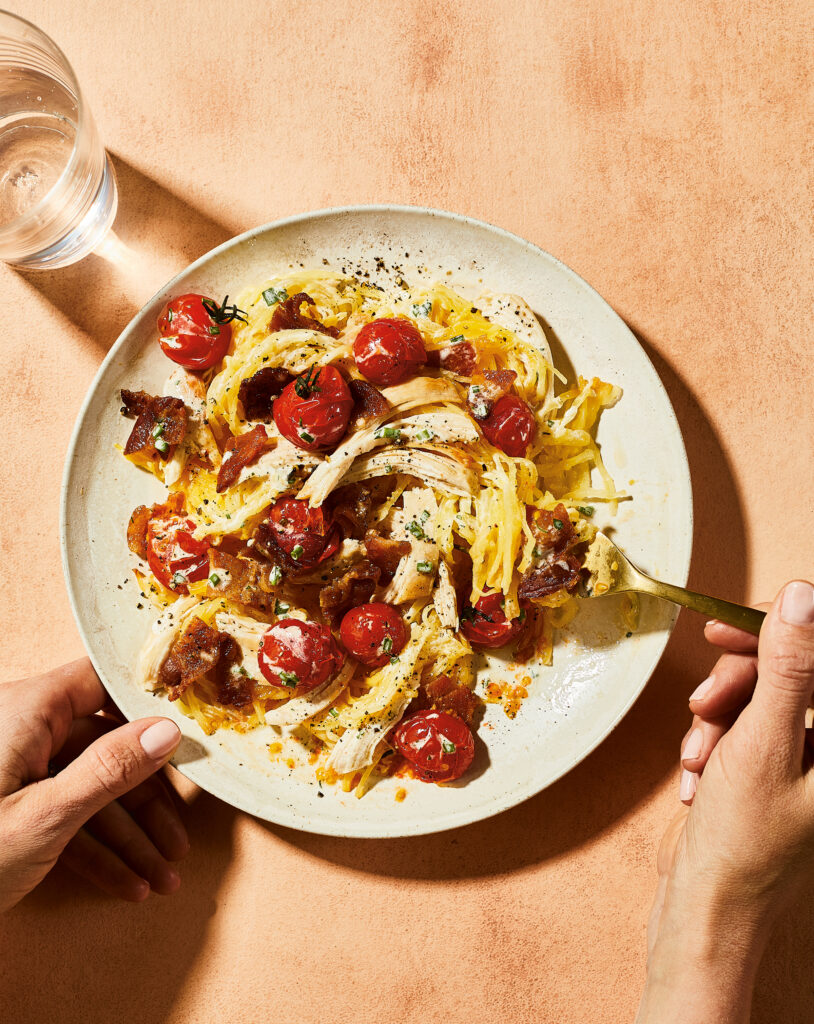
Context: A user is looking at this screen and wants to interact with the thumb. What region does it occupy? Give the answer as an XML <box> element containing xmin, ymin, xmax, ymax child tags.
<box><xmin>41</xmin><ymin>717</ymin><xmax>181</xmax><ymax>840</ymax></box>
<box><xmin>751</xmin><ymin>580</ymin><xmax>814</xmax><ymax>761</ymax></box>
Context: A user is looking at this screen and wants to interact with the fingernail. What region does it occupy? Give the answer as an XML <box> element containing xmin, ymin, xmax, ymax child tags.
<box><xmin>780</xmin><ymin>581</ymin><xmax>814</xmax><ymax>625</ymax></box>
<box><xmin>690</xmin><ymin>676</ymin><xmax>714</xmax><ymax>702</ymax></box>
<box><xmin>705</xmin><ymin>620</ymin><xmax>718</xmax><ymax>628</ymax></box>
<box><xmin>682</xmin><ymin>729</ymin><xmax>703</xmax><ymax>762</ymax></box>
<box><xmin>140</xmin><ymin>720</ymin><xmax>181</xmax><ymax>759</ymax></box>
<box><xmin>679</xmin><ymin>769</ymin><xmax>698</xmax><ymax>803</ymax></box>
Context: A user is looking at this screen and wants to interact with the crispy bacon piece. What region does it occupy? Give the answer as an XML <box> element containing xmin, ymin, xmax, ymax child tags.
<box><xmin>364</xmin><ymin>529</ymin><xmax>411</xmax><ymax>579</ymax></box>
<box><xmin>330</xmin><ymin>484</ymin><xmax>373</xmax><ymax>539</ymax></box>
<box><xmin>159</xmin><ymin>617</ymin><xmax>228</xmax><ymax>701</ymax></box>
<box><xmin>466</xmin><ymin>369</ymin><xmax>517</xmax><ymax>421</ymax></box>
<box><xmin>270</xmin><ymin>292</ymin><xmax>339</xmax><ymax>338</ymax></box>
<box><xmin>319</xmin><ymin>558</ymin><xmax>382</xmax><ymax>627</ymax></box>
<box><xmin>414</xmin><ymin>674</ymin><xmax>481</xmax><ymax>728</ymax></box>
<box><xmin>348</xmin><ymin>378</ymin><xmax>390</xmax><ymax>429</ymax></box>
<box><xmin>518</xmin><ymin>503</ymin><xmax>584</xmax><ymax>601</ymax></box>
<box><xmin>216</xmin><ymin>425</ymin><xmax>272</xmax><ymax>493</ymax></box>
<box><xmin>121</xmin><ymin>389</ymin><xmax>187</xmax><ymax>461</ymax></box>
<box><xmin>237</xmin><ymin>366</ymin><xmax>294</xmax><ymax>421</ymax></box>
<box><xmin>126</xmin><ymin>493</ymin><xmax>186</xmax><ymax>561</ymax></box>
<box><xmin>213</xmin><ymin>635</ymin><xmax>255</xmax><ymax>708</ymax></box>
<box><xmin>207</xmin><ymin>549</ymin><xmax>279</xmax><ymax>612</ymax></box>
<box><xmin>426</xmin><ymin>340</ymin><xmax>479</xmax><ymax>376</ymax></box>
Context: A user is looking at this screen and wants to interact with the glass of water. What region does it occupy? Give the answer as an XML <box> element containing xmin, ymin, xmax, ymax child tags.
<box><xmin>0</xmin><ymin>11</ymin><xmax>117</xmax><ymax>269</ymax></box>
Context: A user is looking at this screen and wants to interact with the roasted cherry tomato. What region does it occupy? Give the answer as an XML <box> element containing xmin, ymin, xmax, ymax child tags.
<box><xmin>146</xmin><ymin>514</ymin><xmax>210</xmax><ymax>593</ymax></box>
<box><xmin>266</xmin><ymin>498</ymin><xmax>341</xmax><ymax>566</ymax></box>
<box><xmin>258</xmin><ymin>619</ymin><xmax>344</xmax><ymax>693</ymax></box>
<box><xmin>273</xmin><ymin>365</ymin><xmax>353</xmax><ymax>451</ymax></box>
<box><xmin>339</xmin><ymin>602</ymin><xmax>408</xmax><ymax>668</ymax></box>
<box><xmin>353</xmin><ymin>318</ymin><xmax>427</xmax><ymax>386</ymax></box>
<box><xmin>481</xmin><ymin>395</ymin><xmax>535</xmax><ymax>457</ymax></box>
<box><xmin>157</xmin><ymin>294</ymin><xmax>245</xmax><ymax>371</ymax></box>
<box><xmin>394</xmin><ymin>709</ymin><xmax>475</xmax><ymax>782</ymax></box>
<box><xmin>459</xmin><ymin>590</ymin><xmax>526</xmax><ymax>648</ymax></box>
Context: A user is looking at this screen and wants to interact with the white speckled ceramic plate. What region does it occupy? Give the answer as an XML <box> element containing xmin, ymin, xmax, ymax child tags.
<box><xmin>61</xmin><ymin>205</ymin><xmax>692</xmax><ymax>838</ymax></box>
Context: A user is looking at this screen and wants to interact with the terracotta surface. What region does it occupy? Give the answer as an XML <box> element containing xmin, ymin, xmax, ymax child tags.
<box><xmin>1</xmin><ymin>2</ymin><xmax>812</xmax><ymax>1021</ymax></box>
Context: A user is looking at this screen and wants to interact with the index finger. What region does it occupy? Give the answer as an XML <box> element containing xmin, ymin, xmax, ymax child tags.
<box><xmin>704</xmin><ymin>604</ymin><xmax>771</xmax><ymax>653</ymax></box>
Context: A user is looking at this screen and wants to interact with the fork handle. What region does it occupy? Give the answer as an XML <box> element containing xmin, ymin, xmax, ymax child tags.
<box><xmin>636</xmin><ymin>576</ymin><xmax>766</xmax><ymax>635</ymax></box>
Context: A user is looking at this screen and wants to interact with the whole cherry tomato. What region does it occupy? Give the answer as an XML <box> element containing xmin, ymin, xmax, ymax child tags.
<box><xmin>459</xmin><ymin>590</ymin><xmax>526</xmax><ymax>648</ymax></box>
<box><xmin>394</xmin><ymin>709</ymin><xmax>475</xmax><ymax>782</ymax></box>
<box><xmin>353</xmin><ymin>318</ymin><xmax>427</xmax><ymax>386</ymax></box>
<box><xmin>339</xmin><ymin>602</ymin><xmax>408</xmax><ymax>668</ymax></box>
<box><xmin>266</xmin><ymin>498</ymin><xmax>341</xmax><ymax>566</ymax></box>
<box><xmin>481</xmin><ymin>395</ymin><xmax>535</xmax><ymax>457</ymax></box>
<box><xmin>146</xmin><ymin>514</ymin><xmax>210</xmax><ymax>593</ymax></box>
<box><xmin>157</xmin><ymin>294</ymin><xmax>246</xmax><ymax>371</ymax></box>
<box><xmin>258</xmin><ymin>619</ymin><xmax>344</xmax><ymax>693</ymax></box>
<box><xmin>273</xmin><ymin>365</ymin><xmax>353</xmax><ymax>451</ymax></box>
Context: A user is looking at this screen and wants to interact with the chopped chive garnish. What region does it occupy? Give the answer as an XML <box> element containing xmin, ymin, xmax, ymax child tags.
<box><xmin>415</xmin><ymin>428</ymin><xmax>434</xmax><ymax>441</ymax></box>
<box><xmin>269</xmin><ymin>565</ymin><xmax>283</xmax><ymax>584</ymax></box>
<box><xmin>416</xmin><ymin>560</ymin><xmax>434</xmax><ymax>574</ymax></box>
<box><xmin>546</xmin><ymin>420</ymin><xmax>554</xmax><ymax>427</ymax></box>
<box><xmin>384</xmin><ymin>463</ymin><xmax>393</xmax><ymax>473</ymax></box>
<box><xmin>170</xmin><ymin>571</ymin><xmax>186</xmax><ymax>589</ymax></box>
<box><xmin>275</xmin><ymin>599</ymin><xmax>290</xmax><ymax>614</ymax></box>
<box><xmin>279</xmin><ymin>670</ymin><xmax>299</xmax><ymax>687</ymax></box>
<box><xmin>151</xmin><ymin>420</ymin><xmax>165</xmax><ymax>439</ymax></box>
<box><xmin>441</xmin><ymin>740</ymin><xmax>457</xmax><ymax>753</ymax></box>
<box><xmin>448</xmin><ymin>334</ymin><xmax>464</xmax><ymax>344</ymax></box>
<box><xmin>329</xmin><ymin>708</ymin><xmax>339</xmax><ymax>718</ymax></box>
<box><xmin>208</xmin><ymin>573</ymin><xmax>220</xmax><ymax>586</ymax></box>
<box><xmin>406</xmin><ymin>520</ymin><xmax>425</xmax><ymax>540</ymax></box>
<box><xmin>420</xmin><ymin>509</ymin><xmax>430</xmax><ymax>522</ymax></box>
<box><xmin>389</xmin><ymin>655</ymin><xmax>400</xmax><ymax>664</ymax></box>
<box><xmin>262</xmin><ymin>286</ymin><xmax>288</xmax><ymax>306</ymax></box>
<box><xmin>154</xmin><ymin>437</ymin><xmax>170</xmax><ymax>453</ymax></box>
<box><xmin>578</xmin><ymin>505</ymin><xmax>595</xmax><ymax>517</ymax></box>
<box><xmin>374</xmin><ymin>426</ymin><xmax>402</xmax><ymax>442</ymax></box>
<box><xmin>381</xmin><ymin>635</ymin><xmax>393</xmax><ymax>654</ymax></box>
<box><xmin>411</xmin><ymin>299</ymin><xmax>432</xmax><ymax>317</ymax></box>
<box><xmin>553</xmin><ymin>518</ymin><xmax>563</xmax><ymax>529</ymax></box>
<box><xmin>208</xmin><ymin>324</ymin><xmax>220</xmax><ymax>335</ymax></box>
<box><xmin>290</xmin><ymin>544</ymin><xmax>304</xmax><ymax>560</ymax></box>
<box><xmin>167</xmin><ymin>309</ymin><xmax>173</xmax><ymax>323</ymax></box>
<box><xmin>298</xmin><ymin>429</ymin><xmax>314</xmax><ymax>443</ymax></box>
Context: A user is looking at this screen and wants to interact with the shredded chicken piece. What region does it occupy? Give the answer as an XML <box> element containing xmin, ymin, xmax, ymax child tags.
<box><xmin>162</xmin><ymin>369</ymin><xmax>219</xmax><ymax>485</ymax></box>
<box><xmin>434</xmin><ymin>560</ymin><xmax>459</xmax><ymax>628</ymax></box>
<box><xmin>297</xmin><ymin>377</ymin><xmax>464</xmax><ymax>506</ymax></box>
<box><xmin>342</xmin><ymin>447</ymin><xmax>477</xmax><ymax>496</ymax></box>
<box><xmin>378</xmin><ymin>490</ymin><xmax>439</xmax><ymax>604</ymax></box>
<box><xmin>263</xmin><ymin>659</ymin><xmax>357</xmax><ymax>726</ymax></box>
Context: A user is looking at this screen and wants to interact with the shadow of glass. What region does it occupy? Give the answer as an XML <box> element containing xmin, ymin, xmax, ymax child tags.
<box><xmin>0</xmin><ymin>780</ymin><xmax>237</xmax><ymax>1024</ymax></box>
<box><xmin>263</xmin><ymin>322</ymin><xmax>748</xmax><ymax>880</ymax></box>
<box><xmin>13</xmin><ymin>153</ymin><xmax>234</xmax><ymax>354</ymax></box>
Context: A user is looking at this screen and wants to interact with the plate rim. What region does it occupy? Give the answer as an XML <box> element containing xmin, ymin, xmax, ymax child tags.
<box><xmin>60</xmin><ymin>203</ymin><xmax>693</xmax><ymax>838</ymax></box>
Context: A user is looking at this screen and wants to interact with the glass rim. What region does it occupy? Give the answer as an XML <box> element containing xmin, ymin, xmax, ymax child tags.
<box><xmin>0</xmin><ymin>9</ymin><xmax>90</xmax><ymax>239</ymax></box>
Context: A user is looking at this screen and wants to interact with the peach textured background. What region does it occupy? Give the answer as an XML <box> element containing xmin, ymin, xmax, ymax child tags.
<box><xmin>1</xmin><ymin>2</ymin><xmax>812</xmax><ymax>1021</ymax></box>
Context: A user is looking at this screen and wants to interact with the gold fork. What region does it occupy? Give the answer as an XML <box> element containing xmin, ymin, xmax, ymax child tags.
<box><xmin>580</xmin><ymin>530</ymin><xmax>765</xmax><ymax>635</ymax></box>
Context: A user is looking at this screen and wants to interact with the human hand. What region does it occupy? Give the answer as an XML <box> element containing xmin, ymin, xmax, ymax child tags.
<box><xmin>0</xmin><ymin>658</ymin><xmax>189</xmax><ymax>912</ymax></box>
<box><xmin>638</xmin><ymin>580</ymin><xmax>814</xmax><ymax>1024</ymax></box>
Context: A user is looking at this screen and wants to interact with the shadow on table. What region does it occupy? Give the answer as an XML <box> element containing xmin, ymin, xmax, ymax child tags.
<box><xmin>13</xmin><ymin>153</ymin><xmax>234</xmax><ymax>353</ymax></box>
<box><xmin>0</xmin><ymin>781</ymin><xmax>233</xmax><ymax>1024</ymax></box>
<box><xmin>267</xmin><ymin>322</ymin><xmax>750</xmax><ymax>879</ymax></box>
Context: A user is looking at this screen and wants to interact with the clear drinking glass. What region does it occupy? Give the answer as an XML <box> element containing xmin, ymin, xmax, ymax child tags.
<box><xmin>0</xmin><ymin>11</ymin><xmax>117</xmax><ymax>269</ymax></box>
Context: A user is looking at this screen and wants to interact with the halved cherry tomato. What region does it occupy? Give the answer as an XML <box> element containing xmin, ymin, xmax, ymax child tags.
<box><xmin>266</xmin><ymin>498</ymin><xmax>341</xmax><ymax>567</ymax></box>
<box><xmin>481</xmin><ymin>395</ymin><xmax>535</xmax><ymax>457</ymax></box>
<box><xmin>157</xmin><ymin>294</ymin><xmax>245</xmax><ymax>371</ymax></box>
<box><xmin>146</xmin><ymin>515</ymin><xmax>210</xmax><ymax>593</ymax></box>
<box><xmin>273</xmin><ymin>365</ymin><xmax>353</xmax><ymax>451</ymax></box>
<box><xmin>459</xmin><ymin>590</ymin><xmax>526</xmax><ymax>648</ymax></box>
<box><xmin>258</xmin><ymin>619</ymin><xmax>344</xmax><ymax>693</ymax></box>
<box><xmin>353</xmin><ymin>318</ymin><xmax>427</xmax><ymax>386</ymax></box>
<box><xmin>339</xmin><ymin>602</ymin><xmax>408</xmax><ymax>668</ymax></box>
<box><xmin>394</xmin><ymin>709</ymin><xmax>475</xmax><ymax>782</ymax></box>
